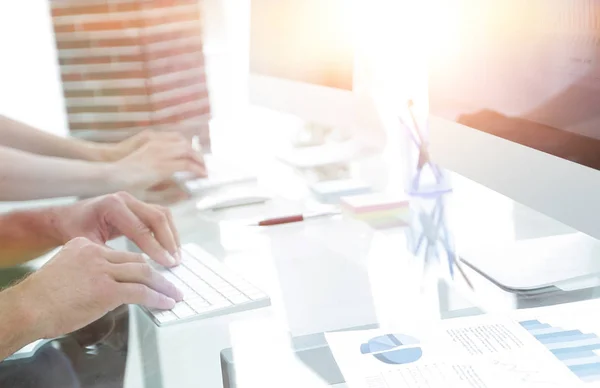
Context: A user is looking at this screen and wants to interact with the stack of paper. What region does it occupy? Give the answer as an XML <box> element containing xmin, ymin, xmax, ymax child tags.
<box><xmin>340</xmin><ymin>193</ymin><xmax>410</xmax><ymax>229</ymax></box>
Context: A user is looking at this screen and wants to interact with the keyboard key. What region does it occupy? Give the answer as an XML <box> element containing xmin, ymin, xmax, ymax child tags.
<box><xmin>192</xmin><ymin>300</ymin><xmax>232</xmax><ymax>314</ymax></box>
<box><xmin>186</xmin><ymin>278</ymin><xmax>211</xmax><ymax>291</ymax></box>
<box><xmin>171</xmin><ymin>266</ymin><xmax>197</xmax><ymax>284</ymax></box>
<box><xmin>162</xmin><ymin>271</ymin><xmax>184</xmax><ymax>286</ymax></box>
<box><xmin>238</xmin><ymin>286</ymin><xmax>261</xmax><ymax>296</ymax></box>
<box><xmin>187</xmin><ymin>298</ymin><xmax>210</xmax><ymax>313</ymax></box>
<box><xmin>202</xmin><ymin>273</ymin><xmax>226</xmax><ymax>287</ymax></box>
<box><xmin>234</xmin><ymin>280</ymin><xmax>256</xmax><ymax>290</ymax></box>
<box><xmin>163</xmin><ymin>272</ymin><xmax>197</xmax><ymax>299</ymax></box>
<box><xmin>183</xmin><ymin>249</ymin><xmax>246</xmax><ymax>286</ymax></box>
<box><xmin>203</xmin><ymin>292</ymin><xmax>228</xmax><ymax>305</ymax></box>
<box><xmin>219</xmin><ymin>287</ymin><xmax>242</xmax><ymax>298</ymax></box>
<box><xmin>156</xmin><ymin>311</ymin><xmax>178</xmax><ymax>324</ymax></box>
<box><xmin>172</xmin><ymin>303</ymin><xmax>196</xmax><ymax>319</ymax></box>
<box><xmin>175</xmin><ymin>284</ymin><xmax>197</xmax><ymax>300</ymax></box>
<box><xmin>191</xmin><ymin>254</ymin><xmax>222</xmax><ymax>271</ymax></box>
<box><xmin>201</xmin><ymin>302</ymin><xmax>232</xmax><ymax>314</ymax></box>
<box><xmin>183</xmin><ymin>259</ymin><xmax>207</xmax><ymax>276</ymax></box>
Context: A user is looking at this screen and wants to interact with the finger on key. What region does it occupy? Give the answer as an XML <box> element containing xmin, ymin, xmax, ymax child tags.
<box><xmin>121</xmin><ymin>195</ymin><xmax>179</xmax><ymax>261</ymax></box>
<box><xmin>154</xmin><ymin>204</ymin><xmax>181</xmax><ymax>262</ymax></box>
<box><xmin>106</xmin><ymin>193</ymin><xmax>177</xmax><ymax>267</ymax></box>
<box><xmin>110</xmin><ymin>262</ymin><xmax>184</xmax><ymax>302</ymax></box>
<box><xmin>118</xmin><ymin>283</ymin><xmax>176</xmax><ymax>310</ymax></box>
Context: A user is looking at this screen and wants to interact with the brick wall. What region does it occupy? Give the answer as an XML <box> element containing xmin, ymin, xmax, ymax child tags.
<box><xmin>50</xmin><ymin>0</ymin><xmax>211</xmax><ymax>149</ymax></box>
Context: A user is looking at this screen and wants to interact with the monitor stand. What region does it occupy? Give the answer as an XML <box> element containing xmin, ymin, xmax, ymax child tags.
<box><xmin>459</xmin><ymin>232</ymin><xmax>600</xmax><ymax>293</ymax></box>
<box><xmin>276</xmin><ymin>120</ymin><xmax>383</xmax><ymax>169</ymax></box>
<box><xmin>275</xmin><ymin>121</ymin><xmax>361</xmax><ymax>168</ymax></box>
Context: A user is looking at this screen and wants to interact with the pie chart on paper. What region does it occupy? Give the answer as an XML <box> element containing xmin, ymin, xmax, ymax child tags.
<box><xmin>360</xmin><ymin>333</ymin><xmax>423</xmax><ymax>365</ymax></box>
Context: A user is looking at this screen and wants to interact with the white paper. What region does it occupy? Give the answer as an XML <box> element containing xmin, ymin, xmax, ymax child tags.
<box><xmin>326</xmin><ymin>299</ymin><xmax>600</xmax><ymax>388</ymax></box>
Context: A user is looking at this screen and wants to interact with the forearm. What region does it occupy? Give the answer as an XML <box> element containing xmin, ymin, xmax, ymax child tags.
<box><xmin>0</xmin><ymin>115</ymin><xmax>109</xmax><ymax>161</ymax></box>
<box><xmin>0</xmin><ymin>145</ymin><xmax>123</xmax><ymax>201</ymax></box>
<box><xmin>0</xmin><ymin>286</ymin><xmax>40</xmax><ymax>361</ymax></box>
<box><xmin>0</xmin><ymin>207</ymin><xmax>62</xmax><ymax>267</ymax></box>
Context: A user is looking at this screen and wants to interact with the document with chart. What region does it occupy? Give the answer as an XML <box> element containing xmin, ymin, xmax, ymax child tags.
<box><xmin>326</xmin><ymin>299</ymin><xmax>600</xmax><ymax>387</ymax></box>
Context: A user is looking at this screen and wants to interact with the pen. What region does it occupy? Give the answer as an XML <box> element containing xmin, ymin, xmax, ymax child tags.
<box><xmin>252</xmin><ymin>211</ymin><xmax>340</xmax><ymax>226</ymax></box>
<box><xmin>452</xmin><ymin>253</ymin><xmax>474</xmax><ymax>290</ymax></box>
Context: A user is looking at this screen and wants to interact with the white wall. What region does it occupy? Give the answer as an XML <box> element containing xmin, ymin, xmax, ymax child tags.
<box><xmin>202</xmin><ymin>0</ymin><xmax>250</xmax><ymax>117</ymax></box>
<box><xmin>0</xmin><ymin>1</ymin><xmax>68</xmax><ymax>136</ymax></box>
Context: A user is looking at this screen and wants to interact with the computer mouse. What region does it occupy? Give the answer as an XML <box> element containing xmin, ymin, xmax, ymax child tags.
<box><xmin>196</xmin><ymin>193</ymin><xmax>271</xmax><ymax>211</ymax></box>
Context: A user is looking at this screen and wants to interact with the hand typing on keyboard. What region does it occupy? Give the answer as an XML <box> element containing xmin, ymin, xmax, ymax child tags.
<box><xmin>112</xmin><ymin>130</ymin><xmax>207</xmax><ymax>193</ymax></box>
<box><xmin>145</xmin><ymin>244</ymin><xmax>271</xmax><ymax>325</ymax></box>
<box><xmin>0</xmin><ymin>192</ymin><xmax>185</xmax><ymax>361</ymax></box>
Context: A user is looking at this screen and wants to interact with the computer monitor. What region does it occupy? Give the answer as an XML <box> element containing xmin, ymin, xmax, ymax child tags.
<box><xmin>428</xmin><ymin>0</ymin><xmax>600</xmax><ymax>239</ymax></box>
<box><xmin>248</xmin><ymin>0</ymin><xmax>384</xmax><ymax>161</ymax></box>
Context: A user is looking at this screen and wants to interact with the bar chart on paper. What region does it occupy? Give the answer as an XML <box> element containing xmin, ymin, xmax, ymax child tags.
<box><xmin>520</xmin><ymin>319</ymin><xmax>600</xmax><ymax>383</ymax></box>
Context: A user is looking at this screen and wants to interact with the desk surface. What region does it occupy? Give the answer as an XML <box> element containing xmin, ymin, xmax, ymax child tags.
<box><xmin>3</xmin><ymin>134</ymin><xmax>600</xmax><ymax>388</ymax></box>
<box><xmin>123</xmin><ymin>145</ymin><xmax>600</xmax><ymax>388</ymax></box>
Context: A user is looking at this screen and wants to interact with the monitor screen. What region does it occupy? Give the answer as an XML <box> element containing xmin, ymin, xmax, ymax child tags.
<box><xmin>429</xmin><ymin>0</ymin><xmax>600</xmax><ymax>170</ymax></box>
<box><xmin>250</xmin><ymin>0</ymin><xmax>354</xmax><ymax>91</ymax></box>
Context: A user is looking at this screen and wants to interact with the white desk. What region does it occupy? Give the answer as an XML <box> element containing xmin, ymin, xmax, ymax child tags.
<box><xmin>121</xmin><ymin>147</ymin><xmax>600</xmax><ymax>388</ymax></box>
<box><xmin>0</xmin><ymin>114</ymin><xmax>595</xmax><ymax>387</ymax></box>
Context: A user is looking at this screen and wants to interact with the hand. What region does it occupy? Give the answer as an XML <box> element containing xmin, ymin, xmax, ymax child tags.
<box><xmin>141</xmin><ymin>179</ymin><xmax>191</xmax><ymax>205</ymax></box>
<box><xmin>13</xmin><ymin>237</ymin><xmax>182</xmax><ymax>340</ymax></box>
<box><xmin>50</xmin><ymin>192</ymin><xmax>182</xmax><ymax>267</ymax></box>
<box><xmin>101</xmin><ymin>129</ymin><xmax>188</xmax><ymax>162</ymax></box>
<box><xmin>112</xmin><ymin>135</ymin><xmax>207</xmax><ymax>193</ymax></box>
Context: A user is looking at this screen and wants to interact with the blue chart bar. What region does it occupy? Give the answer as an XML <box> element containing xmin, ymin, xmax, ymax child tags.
<box><xmin>535</xmin><ymin>330</ymin><xmax>583</xmax><ymax>341</ymax></box>
<box><xmin>547</xmin><ymin>337</ymin><xmax>600</xmax><ymax>350</ymax></box>
<box><xmin>520</xmin><ymin>320</ymin><xmax>542</xmax><ymax>328</ymax></box>
<box><xmin>564</xmin><ymin>355</ymin><xmax>600</xmax><ymax>367</ymax></box>
<box><xmin>555</xmin><ymin>350</ymin><xmax>598</xmax><ymax>362</ymax></box>
<box><xmin>569</xmin><ymin>362</ymin><xmax>600</xmax><ymax>379</ymax></box>
<box><xmin>552</xmin><ymin>344</ymin><xmax>600</xmax><ymax>356</ymax></box>
<box><xmin>523</xmin><ymin>323</ymin><xmax>553</xmax><ymax>331</ymax></box>
<box><xmin>529</xmin><ymin>327</ymin><xmax>566</xmax><ymax>336</ymax></box>
<box><xmin>519</xmin><ymin>320</ymin><xmax>600</xmax><ymax>383</ymax></box>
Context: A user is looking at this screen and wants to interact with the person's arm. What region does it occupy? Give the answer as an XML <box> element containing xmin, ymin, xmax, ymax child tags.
<box><xmin>0</xmin><ymin>136</ymin><xmax>206</xmax><ymax>201</ymax></box>
<box><xmin>0</xmin><ymin>207</ymin><xmax>64</xmax><ymax>356</ymax></box>
<box><xmin>0</xmin><ymin>115</ymin><xmax>111</xmax><ymax>162</ymax></box>
<box><xmin>0</xmin><ymin>191</ymin><xmax>184</xmax><ymax>267</ymax></box>
<box><xmin>0</xmin><ymin>193</ymin><xmax>187</xmax><ymax>361</ymax></box>
<box><xmin>0</xmin><ymin>145</ymin><xmax>119</xmax><ymax>201</ymax></box>
<box><xmin>0</xmin><ymin>116</ymin><xmax>207</xmax><ymax>165</ymax></box>
<box><xmin>0</xmin><ymin>286</ymin><xmax>40</xmax><ymax>360</ymax></box>
<box><xmin>0</xmin><ymin>207</ymin><xmax>61</xmax><ymax>267</ymax></box>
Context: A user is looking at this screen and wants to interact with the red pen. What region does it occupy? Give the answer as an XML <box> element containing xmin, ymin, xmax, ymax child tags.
<box><xmin>253</xmin><ymin>211</ymin><xmax>340</xmax><ymax>226</ymax></box>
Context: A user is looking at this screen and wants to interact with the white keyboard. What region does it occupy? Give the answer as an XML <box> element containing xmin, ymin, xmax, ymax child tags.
<box><xmin>145</xmin><ymin>244</ymin><xmax>270</xmax><ymax>326</ymax></box>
